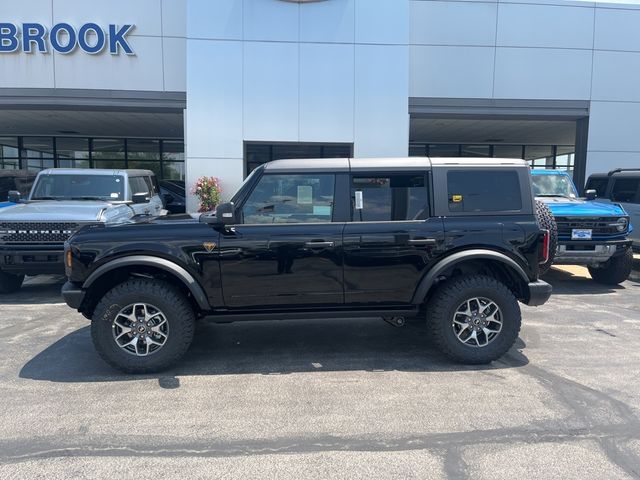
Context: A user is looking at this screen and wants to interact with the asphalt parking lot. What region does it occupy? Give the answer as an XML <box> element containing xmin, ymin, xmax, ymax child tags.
<box><xmin>1</xmin><ymin>268</ymin><xmax>640</xmax><ymax>479</ymax></box>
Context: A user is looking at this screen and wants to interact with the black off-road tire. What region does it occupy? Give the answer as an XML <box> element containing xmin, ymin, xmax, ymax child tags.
<box><xmin>535</xmin><ymin>199</ymin><xmax>558</xmax><ymax>276</ymax></box>
<box><xmin>0</xmin><ymin>271</ymin><xmax>24</xmax><ymax>294</ymax></box>
<box><xmin>426</xmin><ymin>275</ymin><xmax>522</xmax><ymax>364</ymax></box>
<box><xmin>588</xmin><ymin>249</ymin><xmax>633</xmax><ymax>285</ymax></box>
<box><xmin>91</xmin><ymin>278</ymin><xmax>195</xmax><ymax>374</ymax></box>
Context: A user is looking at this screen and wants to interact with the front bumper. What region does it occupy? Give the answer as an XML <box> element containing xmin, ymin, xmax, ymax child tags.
<box><xmin>554</xmin><ymin>239</ymin><xmax>632</xmax><ymax>265</ymax></box>
<box><xmin>524</xmin><ymin>279</ymin><xmax>552</xmax><ymax>307</ymax></box>
<box><xmin>62</xmin><ymin>281</ymin><xmax>86</xmax><ymax>310</ymax></box>
<box><xmin>0</xmin><ymin>245</ymin><xmax>65</xmax><ymax>275</ymax></box>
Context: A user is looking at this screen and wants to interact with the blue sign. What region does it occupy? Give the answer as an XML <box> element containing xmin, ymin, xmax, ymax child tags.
<box><xmin>0</xmin><ymin>23</ymin><xmax>135</xmax><ymax>55</ymax></box>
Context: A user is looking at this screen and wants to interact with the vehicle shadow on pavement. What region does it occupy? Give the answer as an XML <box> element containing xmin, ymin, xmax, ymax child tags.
<box><xmin>0</xmin><ymin>275</ymin><xmax>65</xmax><ymax>305</ymax></box>
<box><xmin>543</xmin><ymin>268</ymin><xmax>626</xmax><ymax>295</ymax></box>
<box><xmin>19</xmin><ymin>319</ymin><xmax>529</xmax><ymax>383</ymax></box>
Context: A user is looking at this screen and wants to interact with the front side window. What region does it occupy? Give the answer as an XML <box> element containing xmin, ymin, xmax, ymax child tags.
<box><xmin>585</xmin><ymin>177</ymin><xmax>609</xmax><ymax>198</ymax></box>
<box><xmin>611</xmin><ymin>178</ymin><xmax>640</xmax><ymax>203</ymax></box>
<box><xmin>31</xmin><ymin>174</ymin><xmax>125</xmax><ymax>201</ymax></box>
<box><xmin>351</xmin><ymin>174</ymin><xmax>429</xmax><ymax>221</ymax></box>
<box><xmin>129</xmin><ymin>177</ymin><xmax>150</xmax><ymax>197</ymax></box>
<box><xmin>531</xmin><ymin>173</ymin><xmax>578</xmax><ymax>198</ymax></box>
<box><xmin>448</xmin><ymin>170</ymin><xmax>522</xmax><ymax>213</ymax></box>
<box><xmin>242</xmin><ymin>174</ymin><xmax>335</xmax><ymax>224</ymax></box>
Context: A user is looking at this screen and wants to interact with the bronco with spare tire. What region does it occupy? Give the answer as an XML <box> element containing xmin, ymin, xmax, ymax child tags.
<box><xmin>62</xmin><ymin>158</ymin><xmax>552</xmax><ymax>373</ymax></box>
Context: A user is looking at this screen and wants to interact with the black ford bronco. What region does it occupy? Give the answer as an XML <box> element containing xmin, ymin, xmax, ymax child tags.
<box><xmin>62</xmin><ymin>158</ymin><xmax>552</xmax><ymax>373</ymax></box>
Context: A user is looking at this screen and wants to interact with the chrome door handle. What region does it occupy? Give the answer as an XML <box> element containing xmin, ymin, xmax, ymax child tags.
<box><xmin>305</xmin><ymin>241</ymin><xmax>334</xmax><ymax>248</ymax></box>
<box><xmin>408</xmin><ymin>238</ymin><xmax>437</xmax><ymax>245</ymax></box>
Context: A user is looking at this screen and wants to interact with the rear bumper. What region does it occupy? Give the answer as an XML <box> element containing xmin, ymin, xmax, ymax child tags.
<box><xmin>554</xmin><ymin>239</ymin><xmax>632</xmax><ymax>265</ymax></box>
<box><xmin>62</xmin><ymin>281</ymin><xmax>86</xmax><ymax>310</ymax></box>
<box><xmin>0</xmin><ymin>245</ymin><xmax>65</xmax><ymax>275</ymax></box>
<box><xmin>524</xmin><ymin>279</ymin><xmax>552</xmax><ymax>307</ymax></box>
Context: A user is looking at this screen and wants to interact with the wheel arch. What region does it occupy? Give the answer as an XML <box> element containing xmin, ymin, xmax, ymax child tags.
<box><xmin>82</xmin><ymin>255</ymin><xmax>210</xmax><ymax>313</ymax></box>
<box><xmin>412</xmin><ymin>249</ymin><xmax>531</xmax><ymax>304</ymax></box>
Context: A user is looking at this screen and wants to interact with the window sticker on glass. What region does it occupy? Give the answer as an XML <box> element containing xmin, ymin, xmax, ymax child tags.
<box><xmin>451</xmin><ymin>194</ymin><xmax>463</xmax><ymax>203</ymax></box>
<box><xmin>297</xmin><ymin>185</ymin><xmax>313</xmax><ymax>205</ymax></box>
<box><xmin>355</xmin><ymin>190</ymin><xmax>363</xmax><ymax>210</ymax></box>
<box><xmin>110</xmin><ymin>192</ymin><xmax>119</xmax><ymax>199</ymax></box>
<box><xmin>313</xmin><ymin>205</ymin><xmax>331</xmax><ymax>216</ymax></box>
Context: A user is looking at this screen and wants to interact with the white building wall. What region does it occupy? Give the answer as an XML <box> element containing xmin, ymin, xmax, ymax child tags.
<box><xmin>409</xmin><ymin>0</ymin><xmax>640</xmax><ymax>178</ymax></box>
<box><xmin>185</xmin><ymin>0</ymin><xmax>410</xmax><ymax>211</ymax></box>
<box><xmin>0</xmin><ymin>0</ymin><xmax>186</xmax><ymax>92</ymax></box>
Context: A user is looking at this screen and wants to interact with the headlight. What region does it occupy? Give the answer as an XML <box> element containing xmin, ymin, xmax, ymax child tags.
<box><xmin>616</xmin><ymin>217</ymin><xmax>628</xmax><ymax>232</ymax></box>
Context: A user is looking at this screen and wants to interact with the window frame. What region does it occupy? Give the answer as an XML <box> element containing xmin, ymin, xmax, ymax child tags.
<box><xmin>347</xmin><ymin>171</ymin><xmax>431</xmax><ymax>223</ymax></box>
<box><xmin>610</xmin><ymin>177</ymin><xmax>640</xmax><ymax>204</ymax></box>
<box><xmin>431</xmin><ymin>166</ymin><xmax>531</xmax><ymax>217</ymax></box>
<box><xmin>237</xmin><ymin>171</ymin><xmax>339</xmax><ymax>225</ymax></box>
<box><xmin>128</xmin><ymin>176</ymin><xmax>150</xmax><ymax>198</ymax></box>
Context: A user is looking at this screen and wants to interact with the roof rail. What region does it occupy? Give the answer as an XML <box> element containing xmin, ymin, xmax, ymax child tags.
<box><xmin>608</xmin><ymin>168</ymin><xmax>640</xmax><ymax>176</ymax></box>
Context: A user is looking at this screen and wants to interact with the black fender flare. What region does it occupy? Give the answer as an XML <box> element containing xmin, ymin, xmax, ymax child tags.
<box><xmin>83</xmin><ymin>255</ymin><xmax>210</xmax><ymax>310</ymax></box>
<box><xmin>411</xmin><ymin>249</ymin><xmax>530</xmax><ymax>304</ymax></box>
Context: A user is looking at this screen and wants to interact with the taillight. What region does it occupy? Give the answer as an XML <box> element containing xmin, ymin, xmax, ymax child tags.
<box><xmin>539</xmin><ymin>229</ymin><xmax>550</xmax><ymax>265</ymax></box>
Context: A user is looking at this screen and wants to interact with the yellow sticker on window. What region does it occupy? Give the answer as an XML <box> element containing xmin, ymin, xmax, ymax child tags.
<box><xmin>452</xmin><ymin>194</ymin><xmax>463</xmax><ymax>203</ymax></box>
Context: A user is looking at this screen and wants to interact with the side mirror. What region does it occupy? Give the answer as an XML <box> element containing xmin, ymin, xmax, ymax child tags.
<box><xmin>162</xmin><ymin>193</ymin><xmax>175</xmax><ymax>205</ymax></box>
<box><xmin>585</xmin><ymin>189</ymin><xmax>597</xmax><ymax>201</ymax></box>
<box><xmin>7</xmin><ymin>190</ymin><xmax>21</xmax><ymax>203</ymax></box>
<box><xmin>131</xmin><ymin>192</ymin><xmax>149</xmax><ymax>204</ymax></box>
<box><xmin>215</xmin><ymin>202</ymin><xmax>236</xmax><ymax>225</ymax></box>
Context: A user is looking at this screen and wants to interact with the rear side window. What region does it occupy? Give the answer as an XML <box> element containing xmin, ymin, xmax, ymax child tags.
<box><xmin>351</xmin><ymin>174</ymin><xmax>429</xmax><ymax>221</ymax></box>
<box><xmin>611</xmin><ymin>178</ymin><xmax>640</xmax><ymax>203</ymax></box>
<box><xmin>585</xmin><ymin>177</ymin><xmax>609</xmax><ymax>198</ymax></box>
<box><xmin>447</xmin><ymin>170</ymin><xmax>522</xmax><ymax>213</ymax></box>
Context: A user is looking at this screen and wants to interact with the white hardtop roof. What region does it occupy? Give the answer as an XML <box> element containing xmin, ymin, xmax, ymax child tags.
<box><xmin>262</xmin><ymin>157</ymin><xmax>528</xmax><ymax>172</ymax></box>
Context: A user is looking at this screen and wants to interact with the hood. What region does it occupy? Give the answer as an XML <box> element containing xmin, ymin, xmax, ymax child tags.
<box><xmin>536</xmin><ymin>196</ymin><xmax>627</xmax><ymax>217</ymax></box>
<box><xmin>0</xmin><ymin>201</ymin><xmax>15</xmax><ymax>209</ymax></box>
<box><xmin>0</xmin><ymin>200</ymin><xmax>116</xmax><ymax>222</ymax></box>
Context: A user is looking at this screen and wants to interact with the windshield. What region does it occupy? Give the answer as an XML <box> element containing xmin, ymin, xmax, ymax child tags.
<box><xmin>531</xmin><ymin>173</ymin><xmax>578</xmax><ymax>198</ymax></box>
<box><xmin>31</xmin><ymin>174</ymin><xmax>125</xmax><ymax>201</ymax></box>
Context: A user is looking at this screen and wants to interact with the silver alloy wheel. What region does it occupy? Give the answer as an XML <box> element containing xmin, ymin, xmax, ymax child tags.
<box><xmin>451</xmin><ymin>297</ymin><xmax>502</xmax><ymax>348</ymax></box>
<box><xmin>111</xmin><ymin>303</ymin><xmax>169</xmax><ymax>356</ymax></box>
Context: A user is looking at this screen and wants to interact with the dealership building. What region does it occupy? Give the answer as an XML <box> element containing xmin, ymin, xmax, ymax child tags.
<box><xmin>1</xmin><ymin>0</ymin><xmax>639</xmax><ymax>211</ymax></box>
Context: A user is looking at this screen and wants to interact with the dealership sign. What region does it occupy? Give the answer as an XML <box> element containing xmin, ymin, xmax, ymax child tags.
<box><xmin>0</xmin><ymin>23</ymin><xmax>134</xmax><ymax>55</ymax></box>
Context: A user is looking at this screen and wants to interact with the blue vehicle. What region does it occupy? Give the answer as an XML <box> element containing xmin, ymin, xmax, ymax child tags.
<box><xmin>531</xmin><ymin>169</ymin><xmax>634</xmax><ymax>284</ymax></box>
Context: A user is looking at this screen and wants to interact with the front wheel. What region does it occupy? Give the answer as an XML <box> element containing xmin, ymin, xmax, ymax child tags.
<box><xmin>91</xmin><ymin>278</ymin><xmax>195</xmax><ymax>373</ymax></box>
<box><xmin>588</xmin><ymin>249</ymin><xmax>633</xmax><ymax>285</ymax></box>
<box><xmin>426</xmin><ymin>275</ymin><xmax>522</xmax><ymax>364</ymax></box>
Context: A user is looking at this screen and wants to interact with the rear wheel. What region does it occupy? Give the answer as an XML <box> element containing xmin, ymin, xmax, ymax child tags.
<box><xmin>91</xmin><ymin>278</ymin><xmax>195</xmax><ymax>373</ymax></box>
<box><xmin>535</xmin><ymin>200</ymin><xmax>557</xmax><ymax>276</ymax></box>
<box><xmin>0</xmin><ymin>271</ymin><xmax>24</xmax><ymax>294</ymax></box>
<box><xmin>588</xmin><ymin>249</ymin><xmax>633</xmax><ymax>285</ymax></box>
<box><xmin>426</xmin><ymin>275</ymin><xmax>522</xmax><ymax>364</ymax></box>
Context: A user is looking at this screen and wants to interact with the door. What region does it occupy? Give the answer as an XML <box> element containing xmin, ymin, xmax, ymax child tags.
<box><xmin>219</xmin><ymin>172</ymin><xmax>344</xmax><ymax>308</ymax></box>
<box><xmin>610</xmin><ymin>177</ymin><xmax>640</xmax><ymax>246</ymax></box>
<box><xmin>343</xmin><ymin>172</ymin><xmax>445</xmax><ymax>305</ymax></box>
